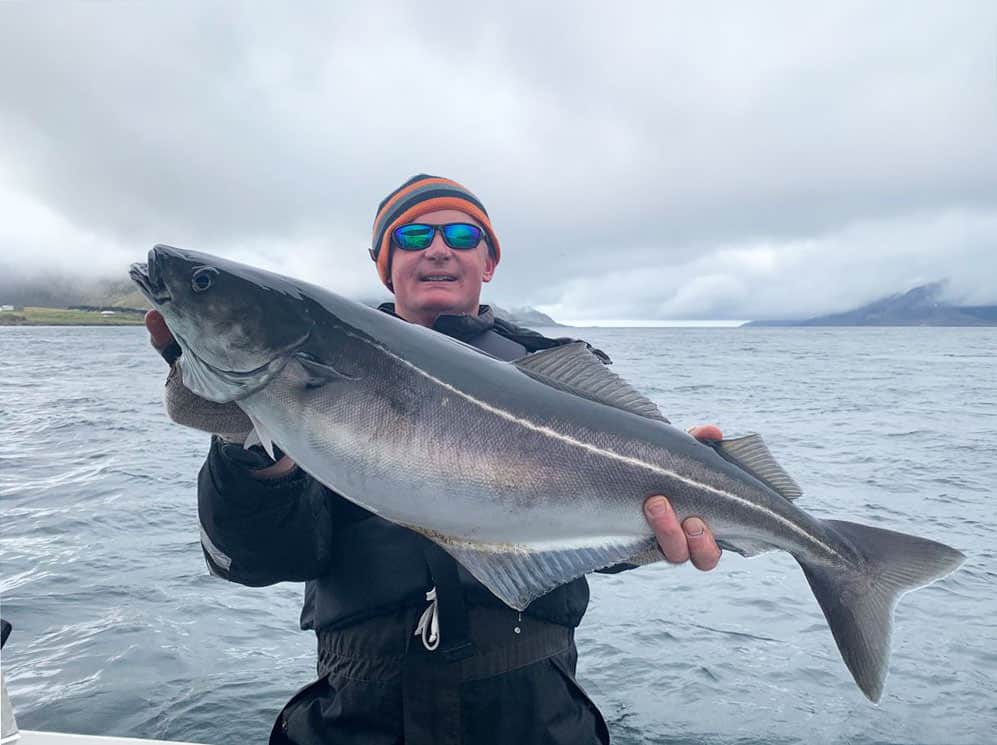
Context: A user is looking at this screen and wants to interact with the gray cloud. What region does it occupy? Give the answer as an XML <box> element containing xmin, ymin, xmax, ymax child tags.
<box><xmin>1</xmin><ymin>1</ymin><xmax>995</xmax><ymax>318</ymax></box>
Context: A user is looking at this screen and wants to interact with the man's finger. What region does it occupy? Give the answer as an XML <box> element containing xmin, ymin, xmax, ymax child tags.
<box><xmin>687</xmin><ymin>424</ymin><xmax>723</xmax><ymax>442</ymax></box>
<box><xmin>145</xmin><ymin>310</ymin><xmax>175</xmax><ymax>351</ymax></box>
<box><xmin>644</xmin><ymin>496</ymin><xmax>690</xmax><ymax>564</ymax></box>
<box><xmin>683</xmin><ymin>517</ymin><xmax>722</xmax><ymax>571</ymax></box>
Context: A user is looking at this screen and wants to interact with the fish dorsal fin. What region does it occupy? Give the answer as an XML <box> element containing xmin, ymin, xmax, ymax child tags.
<box><xmin>513</xmin><ymin>342</ymin><xmax>669</xmax><ymax>423</ymax></box>
<box><xmin>413</xmin><ymin>529</ymin><xmax>657</xmax><ymax>611</ymax></box>
<box><xmin>710</xmin><ymin>434</ymin><xmax>803</xmax><ymax>500</ymax></box>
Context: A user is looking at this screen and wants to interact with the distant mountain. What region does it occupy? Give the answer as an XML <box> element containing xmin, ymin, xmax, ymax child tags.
<box><xmin>0</xmin><ymin>275</ymin><xmax>149</xmax><ymax>310</ymax></box>
<box><xmin>492</xmin><ymin>305</ymin><xmax>564</xmax><ymax>327</ymax></box>
<box><xmin>746</xmin><ymin>283</ymin><xmax>997</xmax><ymax>327</ymax></box>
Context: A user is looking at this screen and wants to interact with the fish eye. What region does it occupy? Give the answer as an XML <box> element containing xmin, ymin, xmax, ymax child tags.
<box><xmin>191</xmin><ymin>266</ymin><xmax>219</xmax><ymax>293</ymax></box>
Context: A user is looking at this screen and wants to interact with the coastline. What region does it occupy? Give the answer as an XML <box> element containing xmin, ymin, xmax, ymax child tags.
<box><xmin>0</xmin><ymin>307</ymin><xmax>146</xmax><ymax>326</ymax></box>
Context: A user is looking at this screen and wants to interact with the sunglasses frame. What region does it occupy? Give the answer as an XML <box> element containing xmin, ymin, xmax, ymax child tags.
<box><xmin>391</xmin><ymin>222</ymin><xmax>489</xmax><ymax>252</ymax></box>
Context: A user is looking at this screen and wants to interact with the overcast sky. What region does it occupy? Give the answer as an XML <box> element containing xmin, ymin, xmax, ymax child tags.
<box><xmin>1</xmin><ymin>1</ymin><xmax>995</xmax><ymax>321</ymax></box>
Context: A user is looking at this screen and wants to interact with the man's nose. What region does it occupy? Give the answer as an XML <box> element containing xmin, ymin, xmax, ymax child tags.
<box><xmin>423</xmin><ymin>230</ymin><xmax>451</xmax><ymax>258</ymax></box>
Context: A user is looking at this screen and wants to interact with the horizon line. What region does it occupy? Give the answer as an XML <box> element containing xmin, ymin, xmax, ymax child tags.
<box><xmin>557</xmin><ymin>319</ymin><xmax>750</xmax><ymax>328</ymax></box>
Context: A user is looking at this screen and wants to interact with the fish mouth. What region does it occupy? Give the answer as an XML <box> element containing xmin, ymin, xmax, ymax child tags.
<box><xmin>129</xmin><ymin>262</ymin><xmax>172</xmax><ymax>304</ymax></box>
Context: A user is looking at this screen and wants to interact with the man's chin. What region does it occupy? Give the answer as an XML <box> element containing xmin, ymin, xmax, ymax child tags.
<box><xmin>413</xmin><ymin>287</ymin><xmax>477</xmax><ymax>315</ymax></box>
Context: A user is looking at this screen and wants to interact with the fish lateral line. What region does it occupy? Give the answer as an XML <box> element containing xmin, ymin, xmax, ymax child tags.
<box><xmin>350</xmin><ymin>331</ymin><xmax>846</xmax><ymax>563</ymax></box>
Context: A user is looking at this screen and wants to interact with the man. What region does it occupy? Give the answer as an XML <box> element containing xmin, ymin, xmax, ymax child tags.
<box><xmin>145</xmin><ymin>174</ymin><xmax>722</xmax><ymax>744</ymax></box>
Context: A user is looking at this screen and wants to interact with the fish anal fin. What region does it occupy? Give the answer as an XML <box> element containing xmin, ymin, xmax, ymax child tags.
<box><xmin>716</xmin><ymin>537</ymin><xmax>779</xmax><ymax>558</ymax></box>
<box><xmin>415</xmin><ymin>529</ymin><xmax>657</xmax><ymax>610</ymax></box>
<box><xmin>513</xmin><ymin>343</ymin><xmax>669</xmax><ymax>423</ymax></box>
<box><xmin>710</xmin><ymin>434</ymin><xmax>803</xmax><ymax>500</ymax></box>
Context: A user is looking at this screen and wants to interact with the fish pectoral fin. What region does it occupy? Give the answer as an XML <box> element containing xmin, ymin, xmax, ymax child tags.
<box><xmin>513</xmin><ymin>342</ymin><xmax>669</xmax><ymax>423</ymax></box>
<box><xmin>244</xmin><ymin>412</ymin><xmax>277</xmax><ymax>459</ymax></box>
<box><xmin>800</xmin><ymin>519</ymin><xmax>964</xmax><ymax>702</ymax></box>
<box><xmin>417</xmin><ymin>531</ymin><xmax>657</xmax><ymax>611</ymax></box>
<box><xmin>293</xmin><ymin>352</ymin><xmax>357</xmax><ymax>388</ymax></box>
<box><xmin>709</xmin><ymin>434</ymin><xmax>803</xmax><ymax>501</ymax></box>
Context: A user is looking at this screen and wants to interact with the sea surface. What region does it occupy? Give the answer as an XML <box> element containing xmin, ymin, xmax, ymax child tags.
<box><xmin>1</xmin><ymin>325</ymin><xmax>995</xmax><ymax>745</ymax></box>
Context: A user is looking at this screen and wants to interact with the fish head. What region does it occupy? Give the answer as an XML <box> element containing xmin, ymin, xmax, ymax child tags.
<box><xmin>130</xmin><ymin>244</ymin><xmax>313</xmax><ymax>402</ymax></box>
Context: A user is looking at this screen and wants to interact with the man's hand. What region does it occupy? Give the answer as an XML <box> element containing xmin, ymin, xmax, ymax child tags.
<box><xmin>643</xmin><ymin>424</ymin><xmax>723</xmax><ymax>571</ymax></box>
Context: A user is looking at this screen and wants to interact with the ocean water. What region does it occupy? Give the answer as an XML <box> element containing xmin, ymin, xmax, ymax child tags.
<box><xmin>1</xmin><ymin>325</ymin><xmax>994</xmax><ymax>745</ymax></box>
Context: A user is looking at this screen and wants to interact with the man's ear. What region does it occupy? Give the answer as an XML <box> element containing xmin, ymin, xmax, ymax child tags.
<box><xmin>481</xmin><ymin>254</ymin><xmax>497</xmax><ymax>283</ymax></box>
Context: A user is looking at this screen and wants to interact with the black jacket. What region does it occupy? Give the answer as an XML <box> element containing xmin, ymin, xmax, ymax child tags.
<box><xmin>196</xmin><ymin>306</ymin><xmax>613</xmax><ymax>744</ymax></box>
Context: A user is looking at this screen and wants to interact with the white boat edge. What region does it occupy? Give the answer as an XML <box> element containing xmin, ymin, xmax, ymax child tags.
<box><xmin>12</xmin><ymin>731</ymin><xmax>206</xmax><ymax>745</ymax></box>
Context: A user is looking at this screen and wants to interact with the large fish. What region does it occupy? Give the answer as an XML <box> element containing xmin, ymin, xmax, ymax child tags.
<box><xmin>131</xmin><ymin>245</ymin><xmax>964</xmax><ymax>702</ymax></box>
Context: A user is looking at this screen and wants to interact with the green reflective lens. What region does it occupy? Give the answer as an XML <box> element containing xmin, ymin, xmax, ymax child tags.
<box><xmin>394</xmin><ymin>224</ymin><xmax>435</xmax><ymax>250</ymax></box>
<box><xmin>441</xmin><ymin>223</ymin><xmax>482</xmax><ymax>248</ymax></box>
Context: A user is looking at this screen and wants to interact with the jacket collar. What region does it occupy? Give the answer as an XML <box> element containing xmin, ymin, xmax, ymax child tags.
<box><xmin>377</xmin><ymin>303</ymin><xmax>496</xmax><ymax>342</ymax></box>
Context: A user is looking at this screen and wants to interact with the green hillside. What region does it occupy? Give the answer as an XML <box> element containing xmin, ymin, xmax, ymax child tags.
<box><xmin>0</xmin><ymin>306</ymin><xmax>146</xmax><ymax>326</ymax></box>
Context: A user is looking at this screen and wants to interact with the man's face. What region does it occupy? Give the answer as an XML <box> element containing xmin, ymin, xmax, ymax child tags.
<box><xmin>389</xmin><ymin>209</ymin><xmax>497</xmax><ymax>327</ymax></box>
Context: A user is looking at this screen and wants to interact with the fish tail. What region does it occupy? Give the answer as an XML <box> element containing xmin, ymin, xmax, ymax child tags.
<box><xmin>798</xmin><ymin>519</ymin><xmax>964</xmax><ymax>702</ymax></box>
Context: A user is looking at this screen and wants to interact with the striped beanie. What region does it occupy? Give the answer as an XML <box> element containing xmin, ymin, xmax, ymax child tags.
<box><xmin>370</xmin><ymin>174</ymin><xmax>501</xmax><ymax>289</ymax></box>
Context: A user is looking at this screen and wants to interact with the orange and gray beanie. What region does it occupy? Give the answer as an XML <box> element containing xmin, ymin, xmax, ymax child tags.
<box><xmin>370</xmin><ymin>174</ymin><xmax>501</xmax><ymax>290</ymax></box>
